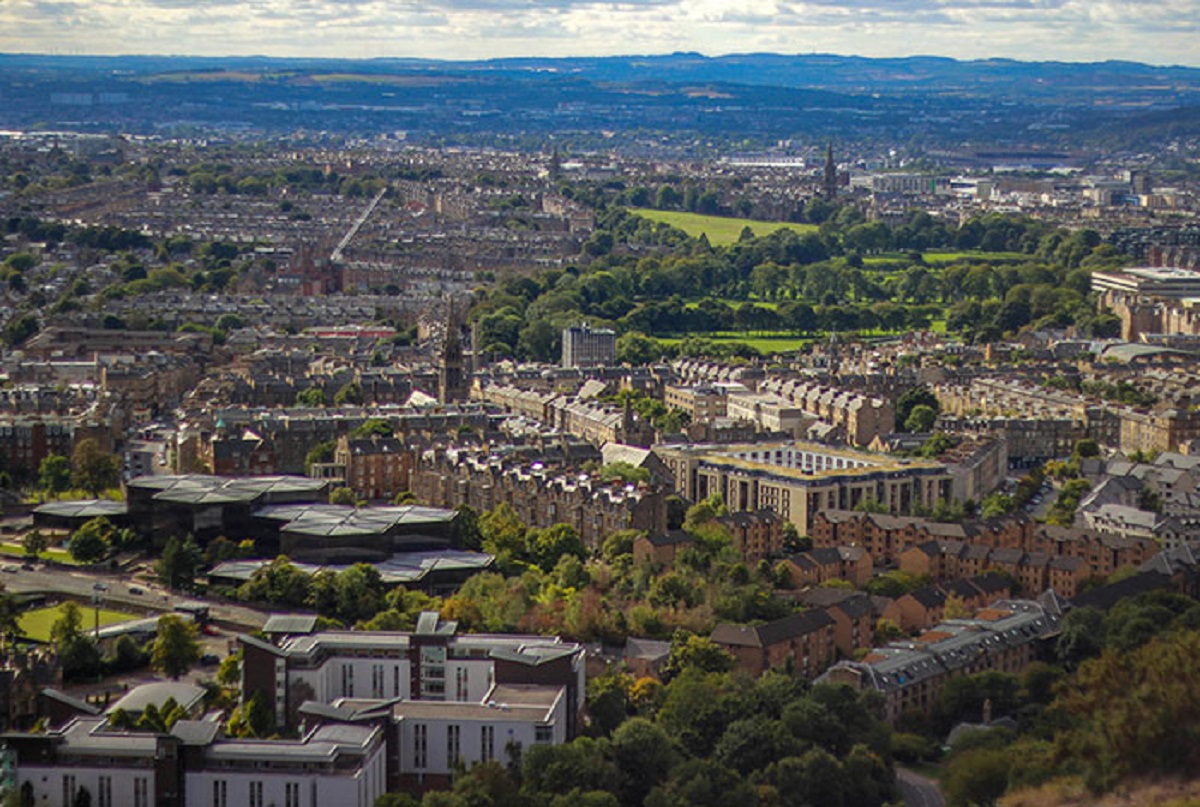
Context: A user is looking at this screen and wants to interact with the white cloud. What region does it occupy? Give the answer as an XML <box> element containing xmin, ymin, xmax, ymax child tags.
<box><xmin>1</xmin><ymin>0</ymin><xmax>1197</xmax><ymax>65</ymax></box>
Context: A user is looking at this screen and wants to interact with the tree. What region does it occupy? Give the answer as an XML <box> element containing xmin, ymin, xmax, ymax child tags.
<box><xmin>295</xmin><ymin>387</ymin><xmax>328</xmax><ymax>407</ymax></box>
<box><xmin>480</xmin><ymin>503</ymin><xmax>528</xmax><ymax>560</ymax></box>
<box><xmin>714</xmin><ymin>715</ymin><xmax>789</xmax><ymax>775</ymax></box>
<box><xmin>151</xmin><ymin>614</ymin><xmax>201</xmax><ymax>680</ymax></box>
<box><xmin>526</xmin><ymin>523</ymin><xmax>585</xmax><ymax>573</ymax></box>
<box><xmin>333</xmin><ymin>564</ymin><xmax>386</xmax><ymax>623</ymax></box>
<box><xmin>333</xmin><ymin>381</ymin><xmax>363</xmax><ymax>406</ymax></box>
<box><xmin>941</xmin><ymin>748</ymin><xmax>1012</xmax><ymax>807</ymax></box>
<box><xmin>50</xmin><ymin>601</ymin><xmax>100</xmax><ymax>678</ymax></box>
<box><xmin>895</xmin><ymin>386</ymin><xmax>939</xmax><ymax>432</ymax></box>
<box><xmin>38</xmin><ymin>454</ymin><xmax>71</xmax><ymax>493</ymax></box>
<box><xmin>228</xmin><ymin>689</ymin><xmax>275</xmax><ymax>738</ymax></box>
<box><xmin>329</xmin><ymin>487</ymin><xmax>358</xmax><ymax>506</ymax></box>
<box><xmin>68</xmin><ymin>517</ymin><xmax>113</xmax><ymax>563</ymax></box>
<box><xmin>904</xmin><ymin>404</ymin><xmax>938</xmax><ymax>433</ymax></box>
<box><xmin>662</xmin><ymin>631</ymin><xmax>735</xmax><ymax>680</ymax></box>
<box><xmin>22</xmin><ymin>529</ymin><xmax>49</xmax><ymax>559</ymax></box>
<box><xmin>616</xmin><ymin>331</ymin><xmax>662</xmax><ymax>365</ymax></box>
<box><xmin>611</xmin><ymin>718</ymin><xmax>680</xmax><ymax>806</ymax></box>
<box><xmin>156</xmin><ymin>535</ymin><xmax>203</xmax><ymax>590</ymax></box>
<box><xmin>303</xmin><ymin>440</ymin><xmax>335</xmax><ymax>472</ymax></box>
<box><xmin>0</xmin><ymin>583</ymin><xmax>20</xmax><ymax>644</ymax></box>
<box><xmin>71</xmin><ymin>438</ymin><xmax>120</xmax><ymax>496</ymax></box>
<box><xmin>451</xmin><ymin>504</ymin><xmax>483</xmax><ymax>551</ymax></box>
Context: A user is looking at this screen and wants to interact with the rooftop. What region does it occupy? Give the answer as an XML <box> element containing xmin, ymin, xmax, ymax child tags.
<box><xmin>128</xmin><ymin>474</ymin><xmax>327</xmax><ymax>505</ymax></box>
<box><xmin>107</xmin><ymin>681</ymin><xmax>206</xmax><ymax>715</ymax></box>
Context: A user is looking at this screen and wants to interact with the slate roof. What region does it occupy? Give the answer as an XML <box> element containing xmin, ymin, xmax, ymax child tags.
<box><xmin>711</xmin><ymin>610</ymin><xmax>834</xmax><ymax>648</ymax></box>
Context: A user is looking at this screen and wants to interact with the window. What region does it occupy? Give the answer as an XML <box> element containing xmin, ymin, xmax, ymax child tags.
<box><xmin>394</xmin><ymin>665</ymin><xmax>401</xmax><ymax>697</ymax></box>
<box><xmin>134</xmin><ymin>779</ymin><xmax>149</xmax><ymax>807</ymax></box>
<box><xmin>455</xmin><ymin>667</ymin><xmax>469</xmax><ymax>701</ymax></box>
<box><xmin>249</xmin><ymin>781</ymin><xmax>263</xmax><ymax>807</ymax></box>
<box><xmin>447</xmin><ymin>724</ymin><xmax>461</xmax><ymax>766</ymax></box>
<box><xmin>372</xmin><ymin>663</ymin><xmax>384</xmax><ymax>698</ymax></box>
<box><xmin>481</xmin><ymin>725</ymin><xmax>495</xmax><ymax>763</ymax></box>
<box><xmin>98</xmin><ymin>776</ymin><xmax>112</xmax><ymax>807</ymax></box>
<box><xmin>413</xmin><ymin>723</ymin><xmax>427</xmax><ymax>769</ymax></box>
<box><xmin>535</xmin><ymin>725</ymin><xmax>554</xmax><ymax>744</ymax></box>
<box><xmin>342</xmin><ymin>663</ymin><xmax>355</xmax><ymax>697</ymax></box>
<box><xmin>285</xmin><ymin>782</ymin><xmax>300</xmax><ymax>807</ymax></box>
<box><xmin>212</xmin><ymin>781</ymin><xmax>227</xmax><ymax>807</ymax></box>
<box><xmin>63</xmin><ymin>776</ymin><xmax>75</xmax><ymax>807</ymax></box>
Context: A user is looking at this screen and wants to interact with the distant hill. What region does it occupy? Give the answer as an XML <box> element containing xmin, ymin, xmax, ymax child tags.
<box><xmin>2</xmin><ymin>52</ymin><xmax>1198</xmax><ymax>149</ymax></box>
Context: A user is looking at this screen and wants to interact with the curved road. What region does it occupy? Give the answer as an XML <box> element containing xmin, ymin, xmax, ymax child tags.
<box><xmin>3</xmin><ymin>565</ymin><xmax>270</xmax><ymax>630</ymax></box>
<box><xmin>897</xmin><ymin>767</ymin><xmax>946</xmax><ymax>807</ymax></box>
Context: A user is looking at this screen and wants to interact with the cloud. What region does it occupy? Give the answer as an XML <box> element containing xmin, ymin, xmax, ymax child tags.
<box><xmin>0</xmin><ymin>0</ymin><xmax>1197</xmax><ymax>66</ymax></box>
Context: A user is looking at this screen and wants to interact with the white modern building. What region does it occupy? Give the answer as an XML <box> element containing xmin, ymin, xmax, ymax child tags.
<box><xmin>240</xmin><ymin>613</ymin><xmax>586</xmax><ymax>737</ymax></box>
<box><xmin>3</xmin><ymin>714</ymin><xmax>386</xmax><ymax>807</ymax></box>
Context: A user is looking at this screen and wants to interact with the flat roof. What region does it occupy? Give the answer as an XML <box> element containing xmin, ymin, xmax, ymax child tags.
<box><xmin>658</xmin><ymin>440</ymin><xmax>942</xmax><ymax>481</ymax></box>
<box><xmin>128</xmin><ymin>474</ymin><xmax>327</xmax><ymax>505</ymax></box>
<box><xmin>1125</xmin><ymin>266</ymin><xmax>1200</xmax><ymax>281</ymax></box>
<box><xmin>210</xmin><ymin>548</ymin><xmax>493</xmax><ymax>585</ymax></box>
<box><xmin>108</xmin><ymin>681</ymin><xmax>206</xmax><ymax>715</ymax></box>
<box><xmin>258</xmin><ymin>503</ymin><xmax>455</xmax><ymax>538</ymax></box>
<box><xmin>34</xmin><ymin>499</ymin><xmax>128</xmax><ymax>519</ymax></box>
<box><xmin>204</xmin><ymin>723</ymin><xmax>379</xmax><ymax>763</ymax></box>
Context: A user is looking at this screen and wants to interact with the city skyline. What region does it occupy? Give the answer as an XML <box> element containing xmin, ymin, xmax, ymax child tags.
<box><xmin>2</xmin><ymin>0</ymin><xmax>1198</xmax><ymax>67</ymax></box>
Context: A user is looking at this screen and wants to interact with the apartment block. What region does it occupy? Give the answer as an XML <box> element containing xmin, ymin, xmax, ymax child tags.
<box><xmin>819</xmin><ymin>599</ymin><xmax>1062</xmax><ymax>723</ymax></box>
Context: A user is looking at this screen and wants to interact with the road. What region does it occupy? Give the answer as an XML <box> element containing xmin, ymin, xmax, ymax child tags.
<box><xmin>2</xmin><ymin>564</ymin><xmax>270</xmax><ymax>631</ymax></box>
<box><xmin>897</xmin><ymin>767</ymin><xmax>946</xmax><ymax>807</ymax></box>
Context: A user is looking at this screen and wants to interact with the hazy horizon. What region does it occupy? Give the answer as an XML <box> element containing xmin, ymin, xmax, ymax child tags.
<box><xmin>3</xmin><ymin>1</ymin><xmax>1198</xmax><ymax>69</ymax></box>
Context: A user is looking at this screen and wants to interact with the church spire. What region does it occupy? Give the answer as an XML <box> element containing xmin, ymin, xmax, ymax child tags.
<box><xmin>823</xmin><ymin>143</ymin><xmax>838</xmax><ymax>201</ymax></box>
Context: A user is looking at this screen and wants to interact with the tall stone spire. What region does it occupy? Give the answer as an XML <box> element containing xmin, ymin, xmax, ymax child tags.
<box><xmin>823</xmin><ymin>142</ymin><xmax>838</xmax><ymax>201</ymax></box>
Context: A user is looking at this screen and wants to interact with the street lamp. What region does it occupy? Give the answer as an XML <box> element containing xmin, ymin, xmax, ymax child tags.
<box><xmin>91</xmin><ymin>582</ymin><xmax>109</xmax><ymax>640</ymax></box>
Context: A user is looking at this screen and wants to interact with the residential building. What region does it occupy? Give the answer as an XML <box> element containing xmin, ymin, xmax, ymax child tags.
<box><xmin>4</xmin><ymin>716</ymin><xmax>387</xmax><ymax>807</ymax></box>
<box><xmin>715</xmin><ymin>509</ymin><xmax>786</xmax><ymax>563</ymax></box>
<box><xmin>333</xmin><ymin>434</ymin><xmax>415</xmax><ymax>502</ymax></box>
<box><xmin>819</xmin><ymin>599</ymin><xmax>1062</xmax><ymax>723</ymax></box>
<box><xmin>239</xmin><ymin>613</ymin><xmax>586</xmax><ymax>738</ymax></box>
<box><xmin>561</xmin><ymin>323</ymin><xmax>616</xmax><ymax>369</ymax></box>
<box><xmin>782</xmin><ymin>546</ymin><xmax>873</xmax><ymax>588</ymax></box>
<box><xmin>711</xmin><ymin>610</ymin><xmax>837</xmax><ymax>679</ymax></box>
<box><xmin>655</xmin><ymin>441</ymin><xmax>952</xmax><ymax>533</ymax></box>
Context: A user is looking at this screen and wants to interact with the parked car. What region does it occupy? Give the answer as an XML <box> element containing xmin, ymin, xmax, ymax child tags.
<box><xmin>128</xmin><ymin>585</ymin><xmax>146</xmax><ymax>595</ymax></box>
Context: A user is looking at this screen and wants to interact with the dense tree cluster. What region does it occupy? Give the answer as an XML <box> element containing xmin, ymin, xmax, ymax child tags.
<box><xmin>228</xmin><ymin>500</ymin><xmax>792</xmax><ymax>644</ymax></box>
<box><xmin>470</xmin><ymin>205</ymin><xmax>1125</xmax><ymax>363</ymax></box>
<box><xmin>376</xmin><ymin>672</ymin><xmax>895</xmax><ymax>807</ymax></box>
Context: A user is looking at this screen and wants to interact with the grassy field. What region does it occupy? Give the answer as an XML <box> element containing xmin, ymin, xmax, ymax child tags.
<box><xmin>0</xmin><ymin>544</ymin><xmax>81</xmax><ymax>565</ymax></box>
<box><xmin>658</xmin><ymin>333</ymin><xmax>816</xmax><ymax>353</ymax></box>
<box><xmin>630</xmin><ymin>209</ymin><xmax>818</xmax><ymax>245</ymax></box>
<box><xmin>864</xmin><ymin>250</ymin><xmax>1031</xmax><ymax>266</ymax></box>
<box><xmin>18</xmin><ymin>603</ymin><xmax>138</xmax><ymax>643</ymax></box>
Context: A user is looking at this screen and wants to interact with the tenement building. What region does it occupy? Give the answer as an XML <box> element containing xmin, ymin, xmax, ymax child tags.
<box><xmin>818</xmin><ymin>598</ymin><xmax>1062</xmax><ymax>723</ymax></box>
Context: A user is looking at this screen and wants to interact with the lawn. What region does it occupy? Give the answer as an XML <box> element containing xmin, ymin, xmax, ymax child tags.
<box><xmin>18</xmin><ymin>603</ymin><xmax>139</xmax><ymax>643</ymax></box>
<box><xmin>630</xmin><ymin>209</ymin><xmax>818</xmax><ymax>245</ymax></box>
<box><xmin>864</xmin><ymin>250</ymin><xmax>1031</xmax><ymax>266</ymax></box>
<box><xmin>0</xmin><ymin>543</ymin><xmax>82</xmax><ymax>566</ymax></box>
<box><xmin>658</xmin><ymin>333</ymin><xmax>816</xmax><ymax>353</ymax></box>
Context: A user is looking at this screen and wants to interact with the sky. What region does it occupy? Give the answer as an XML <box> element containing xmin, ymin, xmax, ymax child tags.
<box><xmin>2</xmin><ymin>0</ymin><xmax>1199</xmax><ymax>67</ymax></box>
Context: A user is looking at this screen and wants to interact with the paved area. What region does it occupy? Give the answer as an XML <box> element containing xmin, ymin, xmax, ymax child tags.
<box><xmin>897</xmin><ymin>768</ymin><xmax>946</xmax><ymax>807</ymax></box>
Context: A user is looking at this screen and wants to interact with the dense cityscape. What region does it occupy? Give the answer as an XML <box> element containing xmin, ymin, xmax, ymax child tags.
<box><xmin>2</xmin><ymin>48</ymin><xmax>1200</xmax><ymax>807</ymax></box>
